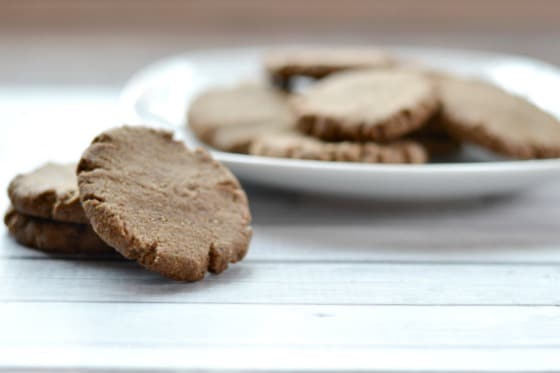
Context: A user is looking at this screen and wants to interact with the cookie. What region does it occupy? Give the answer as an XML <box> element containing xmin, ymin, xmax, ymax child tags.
<box><xmin>8</xmin><ymin>162</ymin><xmax>88</xmax><ymax>223</ymax></box>
<box><xmin>77</xmin><ymin>126</ymin><xmax>253</xmax><ymax>281</ymax></box>
<box><xmin>437</xmin><ymin>76</ymin><xmax>560</xmax><ymax>159</ymax></box>
<box><xmin>293</xmin><ymin>69</ymin><xmax>440</xmax><ymax>142</ymax></box>
<box><xmin>406</xmin><ymin>114</ymin><xmax>461</xmax><ymax>157</ymax></box>
<box><xmin>411</xmin><ymin>113</ymin><xmax>450</xmax><ymax>137</ymax></box>
<box><xmin>249</xmin><ymin>131</ymin><xmax>428</xmax><ymax>163</ymax></box>
<box><xmin>409</xmin><ymin>135</ymin><xmax>461</xmax><ymax>158</ymax></box>
<box><xmin>264</xmin><ymin>48</ymin><xmax>396</xmax><ymax>90</ymax></box>
<box><xmin>188</xmin><ymin>83</ymin><xmax>295</xmax><ymax>153</ymax></box>
<box><xmin>4</xmin><ymin>208</ymin><xmax>112</xmax><ymax>253</ymax></box>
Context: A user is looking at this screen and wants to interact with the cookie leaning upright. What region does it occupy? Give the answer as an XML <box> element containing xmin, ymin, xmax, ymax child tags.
<box><xmin>77</xmin><ymin>126</ymin><xmax>252</xmax><ymax>281</ymax></box>
<box><xmin>293</xmin><ymin>69</ymin><xmax>440</xmax><ymax>142</ymax></box>
<box><xmin>188</xmin><ymin>83</ymin><xmax>295</xmax><ymax>153</ymax></box>
<box><xmin>437</xmin><ymin>75</ymin><xmax>560</xmax><ymax>159</ymax></box>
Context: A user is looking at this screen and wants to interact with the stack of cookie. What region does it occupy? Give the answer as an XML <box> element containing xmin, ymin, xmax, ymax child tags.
<box><xmin>188</xmin><ymin>47</ymin><xmax>560</xmax><ymax>162</ymax></box>
<box><xmin>5</xmin><ymin>163</ymin><xmax>112</xmax><ymax>253</ymax></box>
<box><xmin>5</xmin><ymin>126</ymin><xmax>253</xmax><ymax>282</ymax></box>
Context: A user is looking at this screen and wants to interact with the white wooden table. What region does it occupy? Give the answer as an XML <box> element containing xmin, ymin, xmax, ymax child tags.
<box><xmin>2</xmin><ymin>88</ymin><xmax>560</xmax><ymax>372</ymax></box>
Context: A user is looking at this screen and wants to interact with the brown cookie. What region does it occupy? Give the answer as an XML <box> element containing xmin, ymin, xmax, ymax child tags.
<box><xmin>8</xmin><ymin>162</ymin><xmax>88</xmax><ymax>223</ymax></box>
<box><xmin>293</xmin><ymin>69</ymin><xmax>440</xmax><ymax>142</ymax></box>
<box><xmin>406</xmin><ymin>113</ymin><xmax>461</xmax><ymax>157</ymax></box>
<box><xmin>188</xmin><ymin>83</ymin><xmax>295</xmax><ymax>153</ymax></box>
<box><xmin>410</xmin><ymin>112</ymin><xmax>450</xmax><ymax>137</ymax></box>
<box><xmin>4</xmin><ymin>208</ymin><xmax>112</xmax><ymax>254</ymax></box>
<box><xmin>249</xmin><ymin>131</ymin><xmax>428</xmax><ymax>164</ymax></box>
<box><xmin>77</xmin><ymin>126</ymin><xmax>253</xmax><ymax>281</ymax></box>
<box><xmin>264</xmin><ymin>48</ymin><xmax>396</xmax><ymax>90</ymax></box>
<box><xmin>409</xmin><ymin>135</ymin><xmax>461</xmax><ymax>158</ymax></box>
<box><xmin>437</xmin><ymin>75</ymin><xmax>560</xmax><ymax>159</ymax></box>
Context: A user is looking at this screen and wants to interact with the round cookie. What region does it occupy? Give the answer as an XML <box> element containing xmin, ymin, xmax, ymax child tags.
<box><xmin>77</xmin><ymin>126</ymin><xmax>253</xmax><ymax>281</ymax></box>
<box><xmin>437</xmin><ymin>76</ymin><xmax>560</xmax><ymax>159</ymax></box>
<box><xmin>8</xmin><ymin>162</ymin><xmax>88</xmax><ymax>223</ymax></box>
<box><xmin>4</xmin><ymin>208</ymin><xmax>112</xmax><ymax>254</ymax></box>
<box><xmin>293</xmin><ymin>69</ymin><xmax>440</xmax><ymax>142</ymax></box>
<box><xmin>264</xmin><ymin>48</ymin><xmax>396</xmax><ymax>89</ymax></box>
<box><xmin>249</xmin><ymin>131</ymin><xmax>428</xmax><ymax>164</ymax></box>
<box><xmin>188</xmin><ymin>83</ymin><xmax>295</xmax><ymax>153</ymax></box>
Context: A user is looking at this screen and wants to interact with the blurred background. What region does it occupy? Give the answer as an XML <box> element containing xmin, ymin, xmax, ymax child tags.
<box><xmin>1</xmin><ymin>0</ymin><xmax>559</xmax><ymax>88</ymax></box>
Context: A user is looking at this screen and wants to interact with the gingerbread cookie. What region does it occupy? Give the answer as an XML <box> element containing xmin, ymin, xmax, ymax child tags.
<box><xmin>4</xmin><ymin>208</ymin><xmax>112</xmax><ymax>253</ymax></box>
<box><xmin>293</xmin><ymin>69</ymin><xmax>440</xmax><ymax>142</ymax></box>
<box><xmin>437</xmin><ymin>76</ymin><xmax>560</xmax><ymax>159</ymax></box>
<box><xmin>264</xmin><ymin>47</ymin><xmax>396</xmax><ymax>90</ymax></box>
<box><xmin>188</xmin><ymin>83</ymin><xmax>295</xmax><ymax>153</ymax></box>
<box><xmin>249</xmin><ymin>131</ymin><xmax>428</xmax><ymax>163</ymax></box>
<box><xmin>8</xmin><ymin>162</ymin><xmax>87</xmax><ymax>223</ymax></box>
<box><xmin>77</xmin><ymin>126</ymin><xmax>252</xmax><ymax>281</ymax></box>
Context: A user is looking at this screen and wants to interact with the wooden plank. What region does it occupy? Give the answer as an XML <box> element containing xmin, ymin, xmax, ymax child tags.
<box><xmin>3</xmin><ymin>302</ymin><xmax>559</xmax><ymax>347</ymax></box>
<box><xmin>4</xmin><ymin>346</ymin><xmax>560</xmax><ymax>373</ymax></box>
<box><xmin>4</xmin><ymin>222</ymin><xmax>560</xmax><ymax>263</ymax></box>
<box><xmin>1</xmin><ymin>303</ymin><xmax>560</xmax><ymax>371</ymax></box>
<box><xmin>1</xmin><ymin>257</ymin><xmax>560</xmax><ymax>305</ymax></box>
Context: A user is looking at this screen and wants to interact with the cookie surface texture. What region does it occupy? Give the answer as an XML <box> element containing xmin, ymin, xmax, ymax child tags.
<box><xmin>438</xmin><ymin>76</ymin><xmax>560</xmax><ymax>159</ymax></box>
<box><xmin>294</xmin><ymin>69</ymin><xmax>439</xmax><ymax>142</ymax></box>
<box><xmin>77</xmin><ymin>126</ymin><xmax>252</xmax><ymax>281</ymax></box>
<box><xmin>188</xmin><ymin>83</ymin><xmax>295</xmax><ymax>153</ymax></box>
<box><xmin>8</xmin><ymin>162</ymin><xmax>88</xmax><ymax>223</ymax></box>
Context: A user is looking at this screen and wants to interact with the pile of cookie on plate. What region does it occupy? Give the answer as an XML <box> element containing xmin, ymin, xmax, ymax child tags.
<box><xmin>188</xmin><ymin>48</ymin><xmax>560</xmax><ymax>163</ymax></box>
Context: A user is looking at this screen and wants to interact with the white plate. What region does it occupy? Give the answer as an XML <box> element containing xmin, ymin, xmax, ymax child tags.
<box><xmin>120</xmin><ymin>46</ymin><xmax>560</xmax><ymax>199</ymax></box>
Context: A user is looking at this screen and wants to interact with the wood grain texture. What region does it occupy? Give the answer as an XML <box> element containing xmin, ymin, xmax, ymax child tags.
<box><xmin>3</xmin><ymin>255</ymin><xmax>560</xmax><ymax>305</ymax></box>
<box><xmin>3</xmin><ymin>302</ymin><xmax>560</xmax><ymax>348</ymax></box>
<box><xmin>2</xmin><ymin>303</ymin><xmax>560</xmax><ymax>371</ymax></box>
